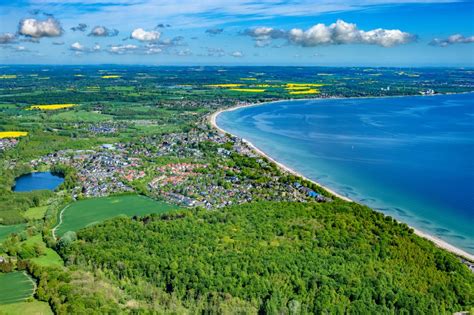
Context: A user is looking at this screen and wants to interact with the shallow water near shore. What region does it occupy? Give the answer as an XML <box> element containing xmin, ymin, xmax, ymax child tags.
<box><xmin>217</xmin><ymin>93</ymin><xmax>474</xmax><ymax>254</ymax></box>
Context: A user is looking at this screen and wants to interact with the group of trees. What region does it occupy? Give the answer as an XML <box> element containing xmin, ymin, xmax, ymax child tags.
<box><xmin>44</xmin><ymin>201</ymin><xmax>474</xmax><ymax>314</ymax></box>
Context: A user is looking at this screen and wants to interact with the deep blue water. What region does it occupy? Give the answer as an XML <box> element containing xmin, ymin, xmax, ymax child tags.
<box><xmin>217</xmin><ymin>93</ymin><xmax>474</xmax><ymax>254</ymax></box>
<box><xmin>13</xmin><ymin>172</ymin><xmax>64</xmax><ymax>192</ymax></box>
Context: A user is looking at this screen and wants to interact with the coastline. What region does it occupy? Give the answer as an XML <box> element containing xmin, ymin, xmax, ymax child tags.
<box><xmin>209</xmin><ymin>99</ymin><xmax>474</xmax><ymax>262</ymax></box>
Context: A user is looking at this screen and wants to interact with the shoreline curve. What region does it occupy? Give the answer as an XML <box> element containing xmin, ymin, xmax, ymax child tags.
<box><xmin>209</xmin><ymin>98</ymin><xmax>474</xmax><ymax>262</ymax></box>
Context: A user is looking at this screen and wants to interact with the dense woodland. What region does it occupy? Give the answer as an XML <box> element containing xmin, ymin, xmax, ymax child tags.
<box><xmin>28</xmin><ymin>201</ymin><xmax>471</xmax><ymax>314</ymax></box>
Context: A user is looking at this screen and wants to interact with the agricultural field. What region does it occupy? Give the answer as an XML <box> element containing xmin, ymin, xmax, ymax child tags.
<box><xmin>0</xmin><ymin>132</ymin><xmax>28</xmax><ymax>139</ymax></box>
<box><xmin>23</xmin><ymin>235</ymin><xmax>63</xmax><ymax>268</ymax></box>
<box><xmin>27</xmin><ymin>104</ymin><xmax>76</xmax><ymax>111</ymax></box>
<box><xmin>23</xmin><ymin>206</ymin><xmax>49</xmax><ymax>221</ymax></box>
<box><xmin>54</xmin><ymin>194</ymin><xmax>178</xmax><ymax>238</ymax></box>
<box><xmin>0</xmin><ymin>300</ymin><xmax>53</xmax><ymax>315</ymax></box>
<box><xmin>0</xmin><ymin>272</ymin><xmax>35</xmax><ymax>305</ymax></box>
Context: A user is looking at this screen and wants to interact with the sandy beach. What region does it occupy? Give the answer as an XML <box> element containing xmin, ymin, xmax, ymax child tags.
<box><xmin>209</xmin><ymin>102</ymin><xmax>474</xmax><ymax>262</ymax></box>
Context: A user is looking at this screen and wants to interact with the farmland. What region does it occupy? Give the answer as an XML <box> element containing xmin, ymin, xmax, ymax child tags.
<box><xmin>0</xmin><ymin>132</ymin><xmax>28</xmax><ymax>139</ymax></box>
<box><xmin>0</xmin><ymin>300</ymin><xmax>53</xmax><ymax>315</ymax></box>
<box><xmin>27</xmin><ymin>104</ymin><xmax>76</xmax><ymax>111</ymax></box>
<box><xmin>0</xmin><ymin>272</ymin><xmax>35</xmax><ymax>305</ymax></box>
<box><xmin>54</xmin><ymin>194</ymin><xmax>178</xmax><ymax>238</ymax></box>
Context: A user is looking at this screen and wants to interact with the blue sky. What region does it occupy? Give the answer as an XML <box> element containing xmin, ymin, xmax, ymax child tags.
<box><xmin>0</xmin><ymin>0</ymin><xmax>473</xmax><ymax>66</ymax></box>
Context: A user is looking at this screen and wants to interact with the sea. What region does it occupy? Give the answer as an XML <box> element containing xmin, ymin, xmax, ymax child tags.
<box><xmin>217</xmin><ymin>93</ymin><xmax>474</xmax><ymax>254</ymax></box>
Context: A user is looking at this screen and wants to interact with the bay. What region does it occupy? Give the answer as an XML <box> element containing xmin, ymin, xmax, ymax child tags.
<box><xmin>217</xmin><ymin>93</ymin><xmax>474</xmax><ymax>254</ymax></box>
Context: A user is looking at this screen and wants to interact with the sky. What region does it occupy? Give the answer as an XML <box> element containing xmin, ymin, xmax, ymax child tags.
<box><xmin>0</xmin><ymin>0</ymin><xmax>473</xmax><ymax>66</ymax></box>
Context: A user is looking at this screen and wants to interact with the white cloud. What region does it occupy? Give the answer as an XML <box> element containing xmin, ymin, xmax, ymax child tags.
<box><xmin>70</xmin><ymin>42</ymin><xmax>101</xmax><ymax>53</ymax></box>
<box><xmin>244</xmin><ymin>20</ymin><xmax>414</xmax><ymax>47</ymax></box>
<box><xmin>0</xmin><ymin>33</ymin><xmax>16</xmax><ymax>44</ymax></box>
<box><xmin>288</xmin><ymin>20</ymin><xmax>415</xmax><ymax>47</ymax></box>
<box><xmin>131</xmin><ymin>28</ymin><xmax>161</xmax><ymax>41</ymax></box>
<box><xmin>70</xmin><ymin>42</ymin><xmax>84</xmax><ymax>51</ymax></box>
<box><xmin>89</xmin><ymin>26</ymin><xmax>119</xmax><ymax>37</ymax></box>
<box><xmin>18</xmin><ymin>17</ymin><xmax>63</xmax><ymax>38</ymax></box>
<box><xmin>429</xmin><ymin>34</ymin><xmax>474</xmax><ymax>47</ymax></box>
<box><xmin>15</xmin><ymin>46</ymin><xmax>28</xmax><ymax>52</ymax></box>
<box><xmin>243</xmin><ymin>27</ymin><xmax>286</xmax><ymax>47</ymax></box>
<box><xmin>144</xmin><ymin>43</ymin><xmax>162</xmax><ymax>54</ymax></box>
<box><xmin>108</xmin><ymin>44</ymin><xmax>138</xmax><ymax>54</ymax></box>
<box><xmin>230</xmin><ymin>51</ymin><xmax>244</xmax><ymax>57</ymax></box>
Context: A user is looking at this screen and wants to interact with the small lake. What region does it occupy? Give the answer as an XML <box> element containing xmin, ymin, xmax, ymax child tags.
<box><xmin>13</xmin><ymin>172</ymin><xmax>64</xmax><ymax>192</ymax></box>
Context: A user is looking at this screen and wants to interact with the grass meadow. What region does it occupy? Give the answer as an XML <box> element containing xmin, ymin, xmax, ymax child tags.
<box><xmin>55</xmin><ymin>194</ymin><xmax>178</xmax><ymax>238</ymax></box>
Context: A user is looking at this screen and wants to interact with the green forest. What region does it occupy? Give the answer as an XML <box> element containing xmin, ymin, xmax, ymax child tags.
<box><xmin>30</xmin><ymin>201</ymin><xmax>472</xmax><ymax>314</ymax></box>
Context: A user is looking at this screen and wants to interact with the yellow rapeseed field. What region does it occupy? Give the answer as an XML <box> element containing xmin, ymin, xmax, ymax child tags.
<box><xmin>240</xmin><ymin>78</ymin><xmax>257</xmax><ymax>81</ymax></box>
<box><xmin>288</xmin><ymin>89</ymin><xmax>320</xmax><ymax>95</ymax></box>
<box><xmin>28</xmin><ymin>104</ymin><xmax>77</xmax><ymax>110</ymax></box>
<box><xmin>101</xmin><ymin>75</ymin><xmax>121</xmax><ymax>79</ymax></box>
<box><xmin>285</xmin><ymin>86</ymin><xmax>311</xmax><ymax>90</ymax></box>
<box><xmin>286</xmin><ymin>83</ymin><xmax>325</xmax><ymax>88</ymax></box>
<box><xmin>0</xmin><ymin>75</ymin><xmax>17</xmax><ymax>79</ymax></box>
<box><xmin>228</xmin><ymin>88</ymin><xmax>265</xmax><ymax>93</ymax></box>
<box><xmin>205</xmin><ymin>84</ymin><xmax>243</xmax><ymax>88</ymax></box>
<box><xmin>0</xmin><ymin>131</ymin><xmax>28</xmax><ymax>138</ymax></box>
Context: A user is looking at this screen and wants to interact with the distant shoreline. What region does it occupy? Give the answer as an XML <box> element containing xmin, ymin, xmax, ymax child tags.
<box><xmin>209</xmin><ymin>95</ymin><xmax>474</xmax><ymax>262</ymax></box>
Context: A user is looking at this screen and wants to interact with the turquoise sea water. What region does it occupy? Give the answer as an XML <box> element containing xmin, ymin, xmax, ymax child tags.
<box><xmin>217</xmin><ymin>93</ymin><xmax>474</xmax><ymax>254</ymax></box>
<box><xmin>13</xmin><ymin>172</ymin><xmax>64</xmax><ymax>192</ymax></box>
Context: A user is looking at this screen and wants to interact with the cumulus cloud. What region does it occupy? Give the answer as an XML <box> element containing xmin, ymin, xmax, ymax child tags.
<box><xmin>52</xmin><ymin>41</ymin><xmax>64</xmax><ymax>45</ymax></box>
<box><xmin>131</xmin><ymin>28</ymin><xmax>161</xmax><ymax>42</ymax></box>
<box><xmin>429</xmin><ymin>34</ymin><xmax>474</xmax><ymax>47</ymax></box>
<box><xmin>89</xmin><ymin>26</ymin><xmax>119</xmax><ymax>37</ymax></box>
<box><xmin>108</xmin><ymin>44</ymin><xmax>138</xmax><ymax>54</ymax></box>
<box><xmin>206</xmin><ymin>28</ymin><xmax>224</xmax><ymax>35</ymax></box>
<box><xmin>230</xmin><ymin>51</ymin><xmax>244</xmax><ymax>58</ymax></box>
<box><xmin>242</xmin><ymin>27</ymin><xmax>286</xmax><ymax>47</ymax></box>
<box><xmin>70</xmin><ymin>42</ymin><xmax>84</xmax><ymax>51</ymax></box>
<box><xmin>243</xmin><ymin>20</ymin><xmax>414</xmax><ymax>47</ymax></box>
<box><xmin>0</xmin><ymin>33</ymin><xmax>16</xmax><ymax>44</ymax></box>
<box><xmin>71</xmin><ymin>23</ymin><xmax>87</xmax><ymax>32</ymax></box>
<box><xmin>70</xmin><ymin>42</ymin><xmax>101</xmax><ymax>53</ymax></box>
<box><xmin>144</xmin><ymin>44</ymin><xmax>162</xmax><ymax>54</ymax></box>
<box><xmin>18</xmin><ymin>17</ymin><xmax>63</xmax><ymax>38</ymax></box>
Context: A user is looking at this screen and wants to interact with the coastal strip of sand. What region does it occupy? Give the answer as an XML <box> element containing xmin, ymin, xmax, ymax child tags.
<box><xmin>209</xmin><ymin>102</ymin><xmax>474</xmax><ymax>262</ymax></box>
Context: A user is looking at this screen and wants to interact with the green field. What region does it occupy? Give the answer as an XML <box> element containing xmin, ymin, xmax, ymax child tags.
<box><xmin>24</xmin><ymin>206</ymin><xmax>48</xmax><ymax>221</ymax></box>
<box><xmin>23</xmin><ymin>235</ymin><xmax>63</xmax><ymax>268</ymax></box>
<box><xmin>55</xmin><ymin>195</ymin><xmax>178</xmax><ymax>238</ymax></box>
<box><xmin>0</xmin><ymin>272</ymin><xmax>35</xmax><ymax>305</ymax></box>
<box><xmin>0</xmin><ymin>224</ymin><xmax>25</xmax><ymax>243</ymax></box>
<box><xmin>0</xmin><ymin>300</ymin><xmax>53</xmax><ymax>315</ymax></box>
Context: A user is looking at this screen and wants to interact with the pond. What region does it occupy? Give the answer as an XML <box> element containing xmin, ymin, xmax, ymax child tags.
<box><xmin>13</xmin><ymin>172</ymin><xmax>64</xmax><ymax>192</ymax></box>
